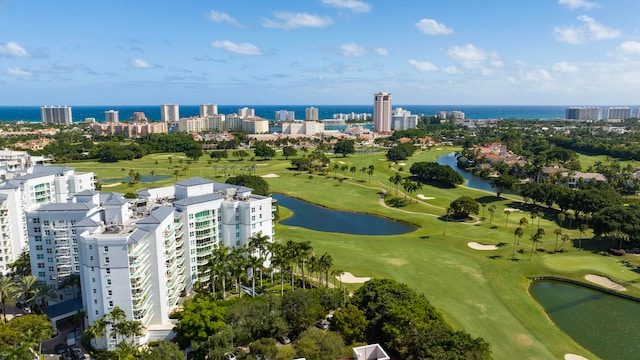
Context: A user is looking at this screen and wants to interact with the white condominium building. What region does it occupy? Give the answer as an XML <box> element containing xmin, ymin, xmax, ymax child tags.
<box><xmin>200</xmin><ymin>104</ymin><xmax>218</xmax><ymax>117</ymax></box>
<box><xmin>606</xmin><ymin>107</ymin><xmax>631</xmax><ymax>122</ymax></box>
<box><xmin>275</xmin><ymin>110</ymin><xmax>295</xmax><ymax>121</ymax></box>
<box><xmin>391</xmin><ymin>108</ymin><xmax>419</xmax><ymax>130</ymax></box>
<box><xmin>104</xmin><ymin>110</ymin><xmax>119</xmax><ymax>123</ymax></box>
<box><xmin>242</xmin><ymin>119</ymin><xmax>269</xmax><ymax>134</ymax></box>
<box><xmin>41</xmin><ymin>106</ymin><xmax>73</xmax><ymax>125</ymax></box>
<box><xmin>305</xmin><ymin>107</ymin><xmax>319</xmax><ymax>121</ymax></box>
<box><xmin>281</xmin><ymin>121</ymin><xmax>325</xmax><ymax>135</ymax></box>
<box><xmin>160</xmin><ymin>104</ymin><xmax>180</xmax><ymax>122</ymax></box>
<box><xmin>26</xmin><ymin>176</ymin><xmax>274</xmax><ymax>348</ymax></box>
<box><xmin>238</xmin><ymin>107</ymin><xmax>255</xmax><ymax>119</ymax></box>
<box><xmin>225</xmin><ymin>114</ymin><xmax>243</xmax><ymax>131</ymax></box>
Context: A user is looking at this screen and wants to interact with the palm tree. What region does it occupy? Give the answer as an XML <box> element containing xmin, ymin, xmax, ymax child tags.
<box><xmin>367</xmin><ymin>165</ymin><xmax>375</xmax><ymax>182</ymax></box>
<box><xmin>609</xmin><ymin>230</ymin><xmax>630</xmax><ymax>250</ymax></box>
<box><xmin>340</xmin><ymin>164</ymin><xmax>348</xmax><ymax>177</ymax></box>
<box><xmin>269</xmin><ymin>243</ymin><xmax>287</xmax><ymax>295</ymax></box>
<box><xmin>213</xmin><ymin>164</ymin><xmax>218</xmax><ymax>177</ymax></box>
<box><xmin>513</xmin><ymin>227</ymin><xmax>524</xmax><ymax>256</ymax></box>
<box><xmin>58</xmin><ymin>274</ymin><xmax>80</xmax><ymax>299</ymax></box>
<box><xmin>212</xmin><ymin>245</ymin><xmax>231</xmax><ymax>299</ymax></box>
<box><xmin>443</xmin><ymin>207</ymin><xmax>452</xmax><ymax>237</ymax></box>
<box><xmin>150</xmin><ymin>170</ymin><xmax>156</xmax><ymax>183</ymax></box>
<box><xmin>331</xmin><ymin>269</ymin><xmax>344</xmax><ymax>288</ymax></box>
<box><xmin>504</xmin><ymin>210</ymin><xmax>511</xmax><ymax>228</ymax></box>
<box><xmin>481</xmin><ymin>203</ymin><xmax>487</xmax><ymax>220</ymax></box>
<box><xmin>123</xmin><ymin>320</ymin><xmax>144</xmax><ymax>345</ymax></box>
<box><xmin>17</xmin><ymin>275</ymin><xmax>38</xmax><ymax>307</ymax></box>
<box><xmin>284</xmin><ymin>240</ymin><xmax>298</xmax><ymax>291</ymax></box>
<box><xmin>567</xmin><ymin>213</ymin><xmax>576</xmax><ymax>229</ymax></box>
<box><xmin>528</xmin><ymin>233</ymin><xmax>541</xmax><ymax>261</ymax></box>
<box><xmin>401</xmin><ymin>178</ymin><xmax>412</xmax><ymax>201</ymax></box>
<box><xmin>34</xmin><ymin>281</ymin><xmax>57</xmax><ymax>311</ymax></box>
<box><xmin>296</xmin><ymin>241</ymin><xmax>314</xmax><ymax>289</ymax></box>
<box><xmin>318</xmin><ymin>252</ymin><xmax>333</xmax><ymax>287</ymax></box>
<box><xmin>578</xmin><ymin>224</ymin><xmax>588</xmax><ymax>250</ymax></box>
<box><xmin>412</xmin><ymin>181</ymin><xmax>423</xmax><ymax>202</ymax></box>
<box><xmin>488</xmin><ymin>205</ymin><xmax>497</xmax><ymax>223</ymax></box>
<box><xmin>519</xmin><ymin>217</ymin><xmax>529</xmax><ymax>228</ymax></box>
<box><xmin>246</xmin><ymin>255</ymin><xmax>263</xmax><ymax>297</ymax></box>
<box><xmin>86</xmin><ymin>317</ymin><xmax>109</xmax><ymax>349</ymax></box>
<box><xmin>557</xmin><ymin>212</ymin><xmax>566</xmax><ymax>227</ymax></box>
<box><xmin>553</xmin><ymin>228</ymin><xmax>563</xmax><ymax>252</ymax></box>
<box><xmin>537</xmin><ymin>211</ymin><xmax>544</xmax><ymax>229</ymax></box>
<box><xmin>349</xmin><ymin>166</ymin><xmax>356</xmax><ymax>179</ymax></box>
<box><xmin>108</xmin><ymin>306</ymin><xmax>127</xmax><ymax>345</ymax></box>
<box><xmin>359</xmin><ymin>166</ymin><xmax>367</xmax><ymax>180</ymax></box>
<box><xmin>229</xmin><ymin>246</ymin><xmax>247</xmax><ymax>297</ymax></box>
<box><xmin>389</xmin><ymin>174</ymin><xmax>403</xmax><ymax>195</ymax></box>
<box><xmin>559</xmin><ymin>234</ymin><xmax>570</xmax><ymax>251</ymax></box>
<box><xmin>173</xmin><ymin>169</ymin><xmax>180</xmax><ymax>181</ymax></box>
<box><xmin>0</xmin><ymin>277</ymin><xmax>17</xmax><ymax>323</ymax></box>
<box><xmin>332</xmin><ymin>163</ymin><xmax>340</xmax><ymax>178</ymax></box>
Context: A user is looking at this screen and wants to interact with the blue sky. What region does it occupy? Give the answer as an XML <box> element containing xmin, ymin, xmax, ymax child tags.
<box><xmin>1</xmin><ymin>0</ymin><xmax>640</xmax><ymax>105</ymax></box>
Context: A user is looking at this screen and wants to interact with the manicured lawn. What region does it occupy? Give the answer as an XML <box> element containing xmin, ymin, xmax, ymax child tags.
<box><xmin>577</xmin><ymin>152</ymin><xmax>640</xmax><ymax>171</ymax></box>
<box><xmin>64</xmin><ymin>146</ymin><xmax>640</xmax><ymax>360</ymax></box>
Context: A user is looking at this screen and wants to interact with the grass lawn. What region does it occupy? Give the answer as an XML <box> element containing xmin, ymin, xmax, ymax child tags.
<box><xmin>577</xmin><ymin>152</ymin><xmax>640</xmax><ymax>171</ymax></box>
<box><xmin>64</xmin><ymin>147</ymin><xmax>640</xmax><ymax>360</ymax></box>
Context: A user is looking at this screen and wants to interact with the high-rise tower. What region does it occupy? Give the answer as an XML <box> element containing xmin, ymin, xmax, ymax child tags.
<box><xmin>374</xmin><ymin>92</ymin><xmax>392</xmax><ymax>132</ymax></box>
<box><xmin>160</xmin><ymin>104</ymin><xmax>180</xmax><ymax>122</ymax></box>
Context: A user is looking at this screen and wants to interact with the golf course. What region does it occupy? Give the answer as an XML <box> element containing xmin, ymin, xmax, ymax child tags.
<box><xmin>64</xmin><ymin>146</ymin><xmax>640</xmax><ymax>360</ymax></box>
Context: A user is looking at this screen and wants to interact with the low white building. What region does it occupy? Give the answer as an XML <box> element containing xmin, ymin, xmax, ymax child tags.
<box><xmin>281</xmin><ymin>121</ymin><xmax>325</xmax><ymax>135</ymax></box>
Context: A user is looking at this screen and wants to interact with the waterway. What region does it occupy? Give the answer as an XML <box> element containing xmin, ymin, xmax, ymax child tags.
<box><xmin>272</xmin><ymin>193</ymin><xmax>416</xmax><ymax>235</ymax></box>
<box><xmin>436</xmin><ymin>152</ymin><xmax>497</xmax><ymax>193</ymax></box>
<box><xmin>529</xmin><ymin>280</ymin><xmax>640</xmax><ymax>359</ymax></box>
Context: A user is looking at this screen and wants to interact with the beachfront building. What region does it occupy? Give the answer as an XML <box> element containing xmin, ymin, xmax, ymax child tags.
<box><xmin>200</xmin><ymin>104</ymin><xmax>218</xmax><ymax>117</ymax></box>
<box><xmin>41</xmin><ymin>106</ymin><xmax>72</xmax><ymax>125</ymax></box>
<box><xmin>26</xmin><ymin>176</ymin><xmax>274</xmax><ymax>348</ymax></box>
<box><xmin>238</xmin><ymin>107</ymin><xmax>255</xmax><ymax>119</ymax></box>
<box><xmin>275</xmin><ymin>110</ymin><xmax>295</xmax><ymax>121</ymax></box>
<box><xmin>305</xmin><ymin>107</ymin><xmax>319</xmax><ymax>121</ymax></box>
<box><xmin>104</xmin><ymin>110</ymin><xmax>119</xmax><ymax>123</ymax></box>
<box><xmin>242</xmin><ymin>119</ymin><xmax>269</xmax><ymax>134</ymax></box>
<box><xmin>161</xmin><ymin>104</ymin><xmax>180</xmax><ymax>122</ymax></box>
<box><xmin>606</xmin><ymin>107</ymin><xmax>631</xmax><ymax>122</ymax></box>
<box><xmin>225</xmin><ymin>114</ymin><xmax>243</xmax><ymax>131</ymax></box>
<box><xmin>565</xmin><ymin>107</ymin><xmax>601</xmax><ymax>121</ymax></box>
<box><xmin>91</xmin><ymin>121</ymin><xmax>168</xmax><ymax>138</ymax></box>
<box><xmin>435</xmin><ymin>111</ymin><xmax>465</xmax><ymax>120</ymax></box>
<box><xmin>374</xmin><ymin>92</ymin><xmax>392</xmax><ymax>132</ymax></box>
<box><xmin>391</xmin><ymin>108</ymin><xmax>419</xmax><ymax>130</ymax></box>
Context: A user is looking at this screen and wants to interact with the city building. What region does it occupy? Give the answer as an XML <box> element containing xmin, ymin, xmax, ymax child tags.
<box><xmin>374</xmin><ymin>92</ymin><xmax>392</xmax><ymax>132</ymax></box>
<box><xmin>391</xmin><ymin>108</ymin><xmax>419</xmax><ymax>130</ymax></box>
<box><xmin>305</xmin><ymin>107</ymin><xmax>319</xmax><ymax>121</ymax></box>
<box><xmin>275</xmin><ymin>110</ymin><xmax>295</xmax><ymax>122</ymax></box>
<box><xmin>238</xmin><ymin>107</ymin><xmax>255</xmax><ymax>119</ymax></box>
<box><xmin>281</xmin><ymin>121</ymin><xmax>325</xmax><ymax>135</ymax></box>
<box><xmin>225</xmin><ymin>114</ymin><xmax>243</xmax><ymax>131</ymax></box>
<box><xmin>27</xmin><ymin>177</ymin><xmax>274</xmax><ymax>347</ymax></box>
<box><xmin>41</xmin><ymin>106</ymin><xmax>73</xmax><ymax>125</ymax></box>
<box><xmin>200</xmin><ymin>104</ymin><xmax>218</xmax><ymax>117</ymax></box>
<box><xmin>133</xmin><ymin>112</ymin><xmax>147</xmax><ymax>121</ymax></box>
<box><xmin>435</xmin><ymin>110</ymin><xmax>465</xmax><ymax>120</ymax></box>
<box><xmin>333</xmin><ymin>112</ymin><xmax>371</xmax><ymax>121</ymax></box>
<box><xmin>242</xmin><ymin>119</ymin><xmax>269</xmax><ymax>134</ymax></box>
<box><xmin>565</xmin><ymin>107</ymin><xmax>601</xmax><ymax>121</ymax></box>
<box><xmin>160</xmin><ymin>104</ymin><xmax>180</xmax><ymax>122</ymax></box>
<box><xmin>91</xmin><ymin>121</ymin><xmax>168</xmax><ymax>138</ymax></box>
<box><xmin>606</xmin><ymin>107</ymin><xmax>631</xmax><ymax>122</ymax></box>
<box><xmin>104</xmin><ymin>110</ymin><xmax>119</xmax><ymax>123</ymax></box>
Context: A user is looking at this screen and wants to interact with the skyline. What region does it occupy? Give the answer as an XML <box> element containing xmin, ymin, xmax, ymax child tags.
<box><xmin>1</xmin><ymin>1</ymin><xmax>640</xmax><ymax>105</ymax></box>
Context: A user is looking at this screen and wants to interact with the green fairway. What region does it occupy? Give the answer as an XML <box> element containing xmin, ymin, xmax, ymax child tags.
<box><xmin>64</xmin><ymin>146</ymin><xmax>640</xmax><ymax>360</ymax></box>
<box><xmin>577</xmin><ymin>152</ymin><xmax>640</xmax><ymax>171</ymax></box>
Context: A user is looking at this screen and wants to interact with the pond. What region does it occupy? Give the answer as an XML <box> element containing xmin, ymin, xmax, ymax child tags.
<box><xmin>529</xmin><ymin>280</ymin><xmax>640</xmax><ymax>359</ymax></box>
<box><xmin>101</xmin><ymin>175</ymin><xmax>172</xmax><ymax>183</ymax></box>
<box><xmin>272</xmin><ymin>194</ymin><xmax>416</xmax><ymax>235</ymax></box>
<box><xmin>436</xmin><ymin>152</ymin><xmax>498</xmax><ymax>192</ymax></box>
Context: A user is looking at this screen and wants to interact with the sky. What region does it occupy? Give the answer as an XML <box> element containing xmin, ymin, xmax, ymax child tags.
<box><xmin>1</xmin><ymin>0</ymin><xmax>640</xmax><ymax>106</ymax></box>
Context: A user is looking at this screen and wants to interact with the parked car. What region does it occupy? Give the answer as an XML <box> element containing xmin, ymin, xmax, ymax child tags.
<box><xmin>315</xmin><ymin>319</ymin><xmax>330</xmax><ymax>330</ymax></box>
<box><xmin>224</xmin><ymin>353</ymin><xmax>236</xmax><ymax>360</ymax></box>
<box><xmin>276</xmin><ymin>334</ymin><xmax>291</xmax><ymax>345</ymax></box>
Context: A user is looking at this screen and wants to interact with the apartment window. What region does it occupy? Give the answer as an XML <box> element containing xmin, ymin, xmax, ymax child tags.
<box><xmin>104</xmin><ymin>246</ymin><xmax>109</xmax><ymax>252</ymax></box>
<box><xmin>90</xmin><ymin>256</ymin><xmax>94</xmax><ymax>261</ymax></box>
<box><xmin>38</xmin><ymin>272</ymin><xmax>45</xmax><ymax>277</ymax></box>
<box><xmin>70</xmin><ymin>220</ymin><xmax>76</xmax><ymax>225</ymax></box>
<box><xmin>251</xmin><ymin>216</ymin><xmax>255</xmax><ymax>221</ymax></box>
<box><xmin>48</xmin><ymin>266</ymin><xmax>54</xmax><ymax>272</ymax></box>
<box><xmin>107</xmin><ymin>279</ymin><xmax>111</xmax><ymax>285</ymax></box>
<box><xmin>44</xmin><ymin>230</ymin><xmax>49</xmax><ymax>236</ymax></box>
<box><xmin>259</xmin><ymin>205</ymin><xmax>262</xmax><ymax>211</ymax></box>
<box><xmin>33</xmin><ymin>218</ymin><xmax>40</xmax><ymax>224</ymax></box>
<box><xmin>235</xmin><ymin>232</ymin><xmax>240</xmax><ymax>238</ymax></box>
<box><xmin>108</xmin><ymin>290</ymin><xmax>112</xmax><ymax>296</ymax></box>
<box><xmin>43</xmin><ymin>220</ymin><xmax>49</xmax><ymax>226</ymax></box>
<box><xmin>33</xmin><ymin>227</ymin><xmax>41</xmax><ymax>233</ymax></box>
<box><xmin>74</xmin><ymin>256</ymin><xmax>79</xmax><ymax>262</ymax></box>
<box><xmin>91</xmin><ymin>267</ymin><xmax>94</xmax><ymax>272</ymax></box>
<box><xmin>188</xmin><ymin>214</ymin><xmax>194</xmax><ymax>219</ymax></box>
<box><xmin>105</xmin><ymin>257</ymin><xmax>110</xmax><ymax>263</ymax></box>
<box><xmin>35</xmin><ymin>245</ymin><xmax>43</xmax><ymax>251</ymax></box>
<box><xmin>106</xmin><ymin>268</ymin><xmax>111</xmax><ymax>274</ymax></box>
<box><xmin>236</xmin><ymin>240</ymin><xmax>240</xmax><ymax>246</ymax></box>
<box><xmin>72</xmin><ymin>230</ymin><xmax>77</xmax><ymax>235</ymax></box>
<box><xmin>45</xmin><ymin>239</ymin><xmax>51</xmax><ymax>245</ymax></box>
<box><xmin>34</xmin><ymin>236</ymin><xmax>42</xmax><ymax>242</ymax></box>
<box><xmin>94</xmin><ymin>299</ymin><xmax>97</xmax><ymax>304</ymax></box>
<box><xmin>92</xmin><ymin>278</ymin><xmax>95</xmax><ymax>283</ymax></box>
<box><xmin>89</xmin><ymin>245</ymin><xmax>92</xmax><ymax>250</ymax></box>
<box><xmin>259</xmin><ymin>214</ymin><xmax>262</xmax><ymax>219</ymax></box>
<box><xmin>75</xmin><ymin>266</ymin><xmax>79</xmax><ymax>271</ymax></box>
<box><xmin>95</xmin><ymin>311</ymin><xmax>98</xmax><ymax>315</ymax></box>
<box><xmin>191</xmin><ymin>266</ymin><xmax>196</xmax><ymax>272</ymax></box>
<box><xmin>36</xmin><ymin>254</ymin><xmax>43</xmax><ymax>260</ymax></box>
<box><xmin>46</xmin><ymin>248</ymin><xmax>52</xmax><ymax>254</ymax></box>
<box><xmin>252</xmin><ymin>224</ymin><xmax>256</xmax><ymax>229</ymax></box>
<box><xmin>235</xmin><ymin>216</ymin><xmax>240</xmax><ymax>221</ymax></box>
<box><xmin>109</xmin><ymin>301</ymin><xmax>113</xmax><ymax>307</ymax></box>
<box><xmin>251</xmin><ymin>207</ymin><xmax>255</xmax><ymax>213</ymax></box>
<box><xmin>47</xmin><ymin>257</ymin><xmax>53</xmax><ymax>263</ymax></box>
<box><xmin>37</xmin><ymin>263</ymin><xmax>44</xmax><ymax>269</ymax></box>
<box><xmin>93</xmin><ymin>289</ymin><xmax>96</xmax><ymax>294</ymax></box>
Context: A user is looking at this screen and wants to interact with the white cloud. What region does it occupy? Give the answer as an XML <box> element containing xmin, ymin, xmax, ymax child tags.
<box><xmin>617</xmin><ymin>41</ymin><xmax>640</xmax><ymax>55</ymax></box>
<box><xmin>374</xmin><ymin>48</ymin><xmax>389</xmax><ymax>56</ymax></box>
<box><xmin>442</xmin><ymin>65</ymin><xmax>462</xmax><ymax>75</ymax></box>
<box><xmin>322</xmin><ymin>0</ymin><xmax>370</xmax><ymax>13</ymax></box>
<box><xmin>558</xmin><ymin>0</ymin><xmax>597</xmax><ymax>10</ymax></box>
<box><xmin>521</xmin><ymin>69</ymin><xmax>554</xmax><ymax>82</ymax></box>
<box><xmin>447</xmin><ymin>44</ymin><xmax>487</xmax><ymax>67</ymax></box>
<box><xmin>408</xmin><ymin>59</ymin><xmax>438</xmax><ymax>72</ymax></box>
<box><xmin>262</xmin><ymin>12</ymin><xmax>332</xmax><ymax>30</ymax></box>
<box><xmin>0</xmin><ymin>41</ymin><xmax>29</xmax><ymax>57</ymax></box>
<box><xmin>553</xmin><ymin>61</ymin><xmax>579</xmax><ymax>72</ymax></box>
<box><xmin>554</xmin><ymin>15</ymin><xmax>620</xmax><ymax>44</ymax></box>
<box><xmin>340</xmin><ymin>42</ymin><xmax>367</xmax><ymax>57</ymax></box>
<box><xmin>5</xmin><ymin>67</ymin><xmax>31</xmax><ymax>77</ymax></box>
<box><xmin>211</xmin><ymin>40</ymin><xmax>263</xmax><ymax>55</ymax></box>
<box><xmin>415</xmin><ymin>19</ymin><xmax>453</xmax><ymax>35</ymax></box>
<box><xmin>128</xmin><ymin>58</ymin><xmax>155</xmax><ymax>69</ymax></box>
<box><xmin>206</xmin><ymin>11</ymin><xmax>243</xmax><ymax>27</ymax></box>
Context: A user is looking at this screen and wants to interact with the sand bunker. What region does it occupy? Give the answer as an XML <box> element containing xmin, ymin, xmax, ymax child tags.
<box><xmin>467</xmin><ymin>242</ymin><xmax>498</xmax><ymax>250</ymax></box>
<box><xmin>102</xmin><ymin>182</ymin><xmax>122</xmax><ymax>188</ymax></box>
<box><xmin>585</xmin><ymin>274</ymin><xmax>627</xmax><ymax>291</ymax></box>
<box><xmin>436</xmin><ymin>148</ymin><xmax>443</xmax><ymax>150</ymax></box>
<box><xmin>417</xmin><ymin>194</ymin><xmax>435</xmax><ymax>200</ymax></box>
<box><xmin>398</xmin><ymin>162</ymin><xmax>406</xmax><ymax>166</ymax></box>
<box><xmin>338</xmin><ymin>161</ymin><xmax>346</xmax><ymax>164</ymax></box>
<box><xmin>565</xmin><ymin>354</ymin><xmax>589</xmax><ymax>360</ymax></box>
<box><xmin>504</xmin><ymin>208</ymin><xmax>523</xmax><ymax>212</ymax></box>
<box><xmin>339</xmin><ymin>272</ymin><xmax>372</xmax><ymax>283</ymax></box>
<box><xmin>261</xmin><ymin>173</ymin><xmax>280</xmax><ymax>178</ymax></box>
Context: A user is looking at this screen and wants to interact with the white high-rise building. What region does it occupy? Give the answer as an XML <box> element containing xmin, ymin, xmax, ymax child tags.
<box><xmin>275</xmin><ymin>110</ymin><xmax>295</xmax><ymax>121</ymax></box>
<box><xmin>374</xmin><ymin>92</ymin><xmax>392</xmax><ymax>132</ymax></box>
<box><xmin>606</xmin><ymin>107</ymin><xmax>631</xmax><ymax>122</ymax></box>
<box><xmin>391</xmin><ymin>108</ymin><xmax>419</xmax><ymax>130</ymax></box>
<box><xmin>200</xmin><ymin>104</ymin><xmax>218</xmax><ymax>117</ymax></box>
<box><xmin>41</xmin><ymin>106</ymin><xmax>73</xmax><ymax>125</ymax></box>
<box><xmin>27</xmin><ymin>176</ymin><xmax>274</xmax><ymax>347</ymax></box>
<box><xmin>160</xmin><ymin>104</ymin><xmax>180</xmax><ymax>122</ymax></box>
<box><xmin>305</xmin><ymin>107</ymin><xmax>319</xmax><ymax>121</ymax></box>
<box><xmin>104</xmin><ymin>110</ymin><xmax>119</xmax><ymax>123</ymax></box>
<box><xmin>238</xmin><ymin>107</ymin><xmax>255</xmax><ymax>119</ymax></box>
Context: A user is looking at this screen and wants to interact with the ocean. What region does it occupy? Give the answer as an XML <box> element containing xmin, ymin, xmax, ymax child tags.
<box><xmin>0</xmin><ymin>105</ymin><xmax>593</xmax><ymax>123</ymax></box>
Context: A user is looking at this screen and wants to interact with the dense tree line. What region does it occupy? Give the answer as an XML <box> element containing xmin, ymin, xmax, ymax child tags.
<box><xmin>225</xmin><ymin>175</ymin><xmax>270</xmax><ymax>196</ymax></box>
<box><xmin>385</xmin><ymin>143</ymin><xmax>417</xmax><ymax>161</ymax></box>
<box><xmin>410</xmin><ymin>162</ymin><xmax>464</xmax><ymax>188</ymax></box>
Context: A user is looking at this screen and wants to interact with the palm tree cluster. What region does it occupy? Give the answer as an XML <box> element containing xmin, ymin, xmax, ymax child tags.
<box><xmin>0</xmin><ymin>275</ymin><xmax>57</xmax><ymax>323</ymax></box>
<box><xmin>269</xmin><ymin>240</ymin><xmax>336</xmax><ymax>295</ymax></box>
<box><xmin>388</xmin><ymin>174</ymin><xmax>423</xmax><ymax>202</ymax></box>
<box><xmin>85</xmin><ymin>306</ymin><xmax>144</xmax><ymax>353</ymax></box>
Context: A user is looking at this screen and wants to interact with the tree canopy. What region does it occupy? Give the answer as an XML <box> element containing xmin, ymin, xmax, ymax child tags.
<box><xmin>225</xmin><ymin>175</ymin><xmax>270</xmax><ymax>196</ymax></box>
<box><xmin>333</xmin><ymin>139</ymin><xmax>355</xmax><ymax>157</ymax></box>
<box><xmin>449</xmin><ymin>196</ymin><xmax>480</xmax><ymax>219</ymax></box>
<box><xmin>410</xmin><ymin>162</ymin><xmax>464</xmax><ymax>188</ymax></box>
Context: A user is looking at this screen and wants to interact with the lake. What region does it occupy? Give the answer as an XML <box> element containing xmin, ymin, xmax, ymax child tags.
<box><xmin>272</xmin><ymin>194</ymin><xmax>416</xmax><ymax>235</ymax></box>
<box><xmin>436</xmin><ymin>152</ymin><xmax>506</xmax><ymax>193</ymax></box>
<box><xmin>529</xmin><ymin>280</ymin><xmax>640</xmax><ymax>359</ymax></box>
